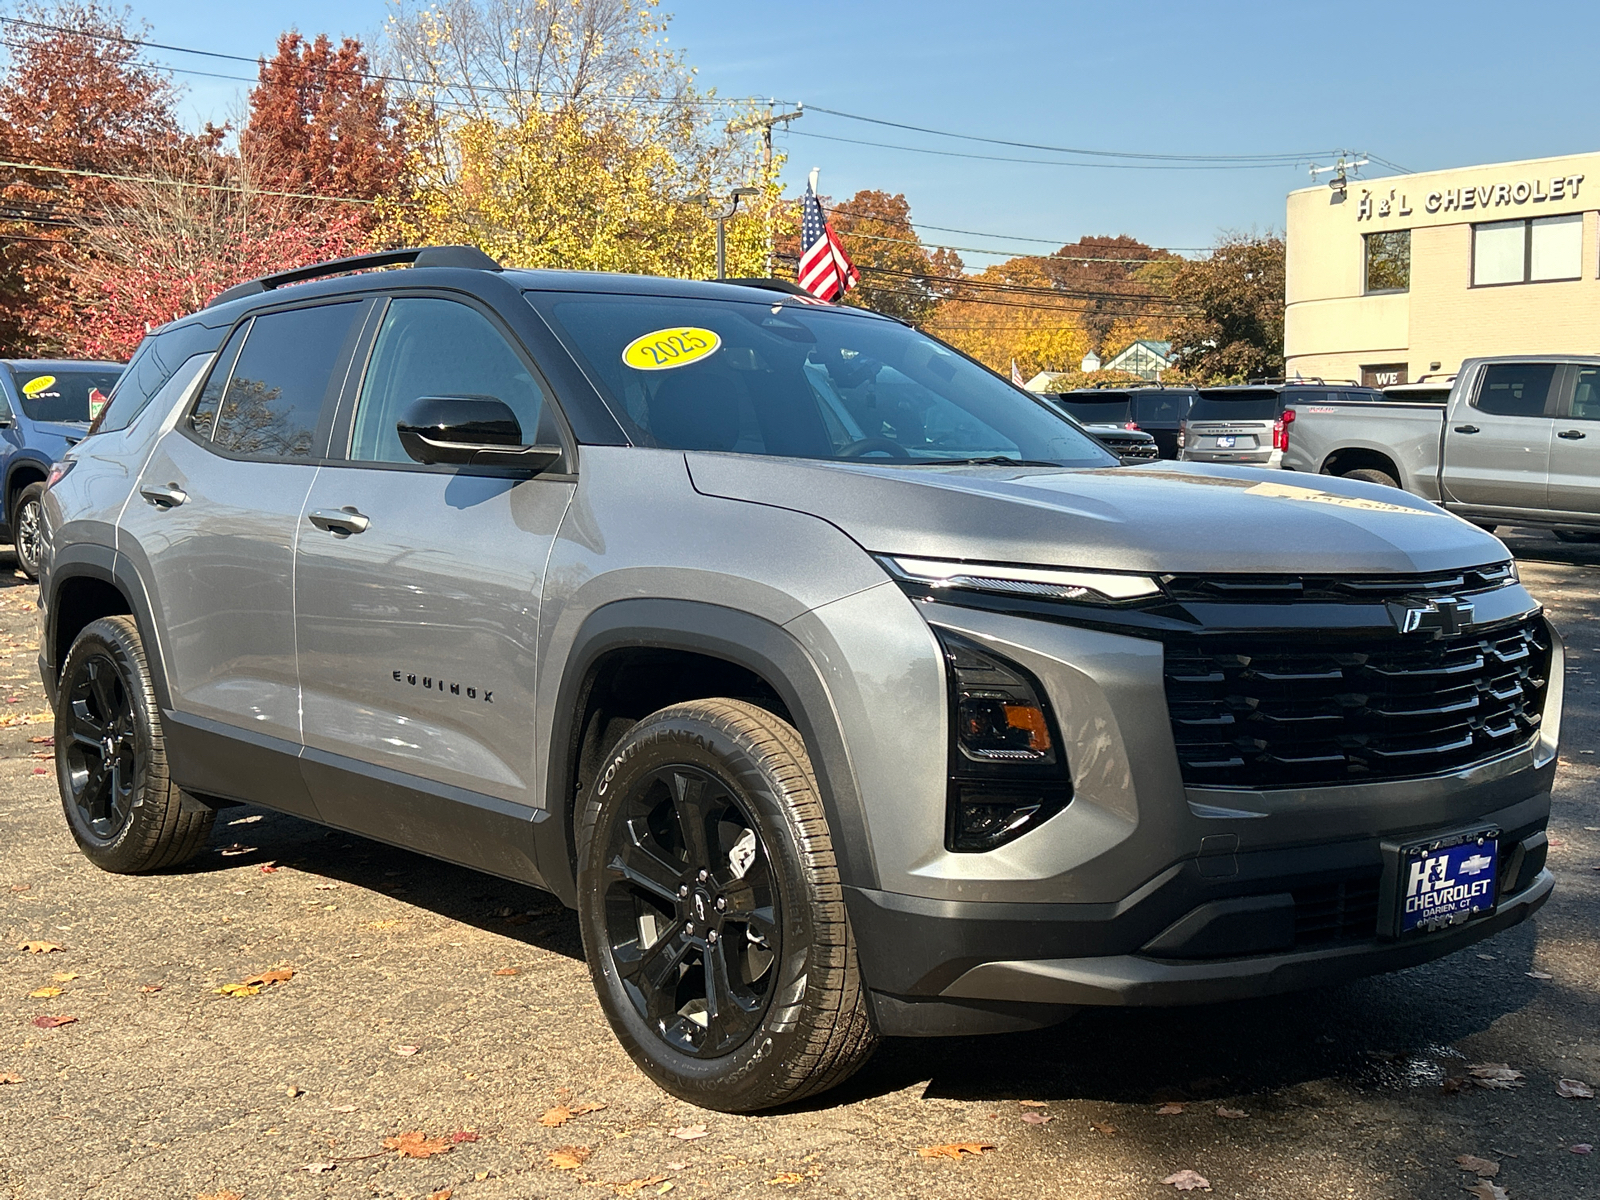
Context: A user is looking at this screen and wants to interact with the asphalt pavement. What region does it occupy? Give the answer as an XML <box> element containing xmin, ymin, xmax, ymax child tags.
<box><xmin>3</xmin><ymin>529</ymin><xmax>1597</xmax><ymax>1200</ymax></box>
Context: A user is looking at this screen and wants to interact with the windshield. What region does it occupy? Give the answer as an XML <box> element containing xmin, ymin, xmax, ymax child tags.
<box><xmin>529</xmin><ymin>292</ymin><xmax>1115</xmax><ymax>467</ymax></box>
<box><xmin>1190</xmin><ymin>391</ymin><xmax>1282</xmax><ymax>421</ymax></box>
<box><xmin>11</xmin><ymin>367</ymin><xmax>123</xmax><ymax>422</ymax></box>
<box><xmin>1051</xmin><ymin>395</ymin><xmax>1132</xmax><ymax>425</ymax></box>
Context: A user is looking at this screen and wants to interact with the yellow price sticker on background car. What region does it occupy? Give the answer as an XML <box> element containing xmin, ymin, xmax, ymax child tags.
<box><xmin>21</xmin><ymin>375</ymin><xmax>56</xmax><ymax>396</ymax></box>
<box><xmin>622</xmin><ymin>327</ymin><xmax>721</xmax><ymax>371</ymax></box>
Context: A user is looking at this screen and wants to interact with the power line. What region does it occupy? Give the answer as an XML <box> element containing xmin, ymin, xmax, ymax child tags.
<box><xmin>0</xmin><ymin>156</ymin><xmax>396</xmax><ymax>206</ymax></box>
<box><xmin>830</xmin><ymin>224</ymin><xmax>1188</xmax><ymax>263</ymax></box>
<box><xmin>787</xmin><ymin>128</ymin><xmax>1318</xmax><ymax>171</ymax></box>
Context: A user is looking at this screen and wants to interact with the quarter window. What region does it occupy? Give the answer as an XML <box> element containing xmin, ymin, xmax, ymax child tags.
<box><xmin>1363</xmin><ymin>229</ymin><xmax>1410</xmax><ymax>292</ymax></box>
<box><xmin>1474</xmin><ymin>362</ymin><xmax>1558</xmax><ymax>417</ymax></box>
<box><xmin>1572</xmin><ymin>367</ymin><xmax>1600</xmax><ymax>421</ymax></box>
<box><xmin>1472</xmin><ymin>214</ymin><xmax>1583</xmax><ymax>286</ymax></box>
<box><xmin>191</xmin><ymin>302</ymin><xmax>364</xmax><ymax>459</ymax></box>
<box><xmin>349</xmin><ymin>298</ymin><xmax>547</xmax><ymax>464</ymax></box>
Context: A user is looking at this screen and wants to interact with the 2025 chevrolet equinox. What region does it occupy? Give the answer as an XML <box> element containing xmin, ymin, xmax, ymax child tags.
<box><xmin>37</xmin><ymin>247</ymin><xmax>1560</xmax><ymax>1112</ymax></box>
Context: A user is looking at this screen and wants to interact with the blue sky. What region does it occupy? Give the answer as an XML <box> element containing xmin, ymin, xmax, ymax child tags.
<box><xmin>115</xmin><ymin>0</ymin><xmax>1600</xmax><ymax>264</ymax></box>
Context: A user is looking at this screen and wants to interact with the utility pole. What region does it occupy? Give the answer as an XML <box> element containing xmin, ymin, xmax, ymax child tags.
<box><xmin>729</xmin><ymin>101</ymin><xmax>803</xmax><ymax>274</ymax></box>
<box><xmin>691</xmin><ymin>187</ymin><xmax>759</xmax><ymax>279</ymax></box>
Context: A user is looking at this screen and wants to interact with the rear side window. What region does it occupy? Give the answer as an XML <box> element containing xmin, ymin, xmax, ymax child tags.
<box><xmin>1189</xmin><ymin>392</ymin><xmax>1282</xmax><ymax>421</ymax></box>
<box><xmin>1053</xmin><ymin>396</ymin><xmax>1132</xmax><ymax>424</ymax></box>
<box><xmin>1132</xmin><ymin>392</ymin><xmax>1191</xmax><ymax>424</ymax></box>
<box><xmin>1475</xmin><ymin>363</ymin><xmax>1557</xmax><ymax>417</ymax></box>
<box><xmin>95</xmin><ymin>320</ymin><xmax>224</xmax><ymax>435</ymax></box>
<box><xmin>191</xmin><ymin>303</ymin><xmax>364</xmax><ymax>460</ymax></box>
<box><xmin>12</xmin><ymin>368</ymin><xmax>123</xmax><ymax>422</ymax></box>
<box><xmin>1569</xmin><ymin>367</ymin><xmax>1600</xmax><ymax>420</ymax></box>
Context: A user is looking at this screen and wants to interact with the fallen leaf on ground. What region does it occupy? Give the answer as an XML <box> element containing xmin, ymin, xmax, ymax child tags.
<box><xmin>259</xmin><ymin>864</ymin><xmax>279</xmax><ymax>874</ymax></box>
<box><xmin>1456</xmin><ymin>1155</ymin><xmax>1499</xmax><ymax>1176</ymax></box>
<box><xmin>669</xmin><ymin>1124</ymin><xmax>708</xmax><ymax>1141</ymax></box>
<box><xmin>1468</xmin><ymin>1064</ymin><xmax>1526</xmax><ymax>1089</ymax></box>
<box><xmin>1440</xmin><ymin>1077</ymin><xmax>1471</xmax><ymax>1094</ymax></box>
<box><xmin>541</xmin><ymin>1105</ymin><xmax>574</xmax><ymax>1127</ymax></box>
<box><xmin>0</xmin><ymin>1073</ymin><xmax>22</xmax><ymax>1084</ymax></box>
<box><xmin>1162</xmin><ymin>1169</ymin><xmax>1211</xmax><ymax>1191</ymax></box>
<box><xmin>1090</xmin><ymin>1121</ymin><xmax>1119</xmax><ymax>1135</ymax></box>
<box><xmin>452</xmin><ymin>1130</ymin><xmax>480</xmax><ymax>1143</ymax></box>
<box><xmin>767</xmin><ymin>1172</ymin><xmax>803</xmax><ymax>1185</ymax></box>
<box><xmin>27</xmin><ymin>985</ymin><xmax>62</xmax><ymax>998</ymax></box>
<box><xmin>1019</xmin><ymin>1111</ymin><xmax>1052</xmax><ymax>1125</ymax></box>
<box><xmin>492</xmin><ymin>967</ymin><xmax>520</xmax><ymax>976</ymax></box>
<box><xmin>304</xmin><ymin>1161</ymin><xmax>336</xmax><ymax>1174</ymax></box>
<box><xmin>218</xmin><ymin>844</ymin><xmax>256</xmax><ymax>856</ymax></box>
<box><xmin>18</xmin><ymin>941</ymin><xmax>63</xmax><ymax>953</ymax></box>
<box><xmin>392</xmin><ymin>1044</ymin><xmax>420</xmax><ymax>1056</ymax></box>
<box><xmin>368</xmin><ymin>920</ymin><xmax>401</xmax><ymax>930</ymax></box>
<box><xmin>548</xmin><ymin>1145</ymin><xmax>591</xmax><ymax>1170</ymax></box>
<box><xmin>197</xmin><ymin>1192</ymin><xmax>243</xmax><ymax>1200</ymax></box>
<box><xmin>244</xmin><ymin>968</ymin><xmax>293</xmax><ymax>987</ymax></box>
<box><xmin>28</xmin><ymin>750</ymin><xmax>51</xmax><ymax>759</ymax></box>
<box><xmin>1464</xmin><ymin>1183</ymin><xmax>1509</xmax><ymax>1200</ymax></box>
<box><xmin>917</xmin><ymin>1142</ymin><xmax>993</xmax><ymax>1160</ymax></box>
<box><xmin>1556</xmin><ymin>1078</ymin><xmax>1595</xmax><ymax>1098</ymax></box>
<box><xmin>1215</xmin><ymin>1107</ymin><xmax>1247</xmax><ymax>1119</ymax></box>
<box><xmin>214</xmin><ymin>983</ymin><xmax>260</xmax><ymax>997</ymax></box>
<box><xmin>614</xmin><ymin>1176</ymin><xmax>668</xmax><ymax>1194</ymax></box>
<box><xmin>383</xmin><ymin>1131</ymin><xmax>452</xmax><ymax>1159</ymax></box>
<box><xmin>31</xmin><ymin>1014</ymin><xmax>76</xmax><ymax>1029</ymax></box>
<box><xmin>1157</xmin><ymin>1103</ymin><xmax>1186</xmax><ymax>1115</ymax></box>
<box><xmin>427</xmin><ymin>1190</ymin><xmax>453</xmax><ymax>1200</ymax></box>
<box><xmin>50</xmin><ymin>972</ymin><xmax>77</xmax><ymax>982</ymax></box>
<box><xmin>27</xmin><ymin>735</ymin><xmax>51</xmax><ymax>744</ymax></box>
<box><xmin>8</xmin><ymin>884</ymin><xmax>29</xmax><ymax>892</ymax></box>
<box><xmin>138</xmin><ymin>984</ymin><xmax>162</xmax><ymax>994</ymax></box>
<box><xmin>313</xmin><ymin>883</ymin><xmax>339</xmax><ymax>890</ymax></box>
<box><xmin>1571</xmin><ymin>1143</ymin><xmax>1593</xmax><ymax>1154</ymax></box>
<box><xmin>1018</xmin><ymin>1099</ymin><xmax>1048</xmax><ymax>1107</ymax></box>
<box><xmin>1526</xmin><ymin>970</ymin><xmax>1554</xmax><ymax>979</ymax></box>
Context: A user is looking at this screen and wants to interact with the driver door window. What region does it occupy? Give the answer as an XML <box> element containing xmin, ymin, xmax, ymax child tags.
<box><xmin>350</xmin><ymin>298</ymin><xmax>549</xmax><ymax>462</ymax></box>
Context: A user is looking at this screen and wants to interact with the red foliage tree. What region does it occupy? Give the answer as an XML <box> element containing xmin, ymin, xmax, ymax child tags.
<box><xmin>242</xmin><ymin>32</ymin><xmax>405</xmax><ymax>204</ymax></box>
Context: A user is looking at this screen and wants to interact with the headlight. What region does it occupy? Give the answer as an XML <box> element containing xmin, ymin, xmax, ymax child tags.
<box><xmin>881</xmin><ymin>555</ymin><xmax>1162</xmax><ymax>604</ymax></box>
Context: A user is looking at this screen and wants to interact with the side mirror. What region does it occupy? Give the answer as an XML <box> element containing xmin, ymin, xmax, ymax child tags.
<box><xmin>395</xmin><ymin>395</ymin><xmax>562</xmax><ymax>470</ymax></box>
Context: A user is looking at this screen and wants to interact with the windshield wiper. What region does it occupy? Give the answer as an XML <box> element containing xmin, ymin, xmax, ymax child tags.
<box><xmin>912</xmin><ymin>456</ymin><xmax>1066</xmax><ymax>468</ymax></box>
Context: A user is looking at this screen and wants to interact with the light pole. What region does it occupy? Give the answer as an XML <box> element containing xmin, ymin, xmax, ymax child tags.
<box><xmin>692</xmin><ymin>187</ymin><xmax>760</xmax><ymax>280</ymax></box>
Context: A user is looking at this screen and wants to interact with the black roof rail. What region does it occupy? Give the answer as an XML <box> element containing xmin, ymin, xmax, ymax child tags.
<box><xmin>207</xmin><ymin>244</ymin><xmax>502</xmax><ymax>309</ymax></box>
<box><xmin>721</xmin><ymin>277</ymin><xmax>816</xmax><ymax>297</ymax></box>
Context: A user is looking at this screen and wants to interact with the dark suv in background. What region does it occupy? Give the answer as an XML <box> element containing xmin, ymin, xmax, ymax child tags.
<box><xmin>1047</xmin><ymin>387</ymin><xmax>1196</xmax><ymax>459</ymax></box>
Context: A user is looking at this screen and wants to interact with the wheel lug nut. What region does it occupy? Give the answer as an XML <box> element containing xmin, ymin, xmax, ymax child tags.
<box><xmin>715</xmin><ymin>897</ymin><xmax>726</xmax><ymax>912</ymax></box>
<box><xmin>685</xmin><ymin>921</ymin><xmax>695</xmax><ymax>934</ymax></box>
<box><xmin>678</xmin><ymin>884</ymin><xmax>689</xmax><ymax>898</ymax></box>
<box><xmin>708</xmin><ymin>930</ymin><xmax>718</xmax><ymax>944</ymax></box>
<box><xmin>697</xmin><ymin>869</ymin><xmax>709</xmax><ymax>882</ymax></box>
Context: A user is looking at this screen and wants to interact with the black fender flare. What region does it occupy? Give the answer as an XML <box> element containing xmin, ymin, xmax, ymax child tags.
<box><xmin>3</xmin><ymin>452</ymin><xmax>51</xmax><ymax>518</ymax></box>
<box><xmin>541</xmin><ymin>597</ymin><xmax>876</xmax><ymax>908</ymax></box>
<box><xmin>42</xmin><ymin>542</ymin><xmax>172</xmax><ymax>712</ymax></box>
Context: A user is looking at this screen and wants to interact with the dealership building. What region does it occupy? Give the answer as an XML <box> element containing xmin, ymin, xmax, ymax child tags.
<box><xmin>1284</xmin><ymin>150</ymin><xmax>1600</xmax><ymax>385</ymax></box>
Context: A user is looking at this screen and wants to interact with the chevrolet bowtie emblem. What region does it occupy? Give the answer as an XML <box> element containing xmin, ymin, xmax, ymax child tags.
<box><xmin>1389</xmin><ymin>596</ymin><xmax>1476</xmax><ymax>636</ymax></box>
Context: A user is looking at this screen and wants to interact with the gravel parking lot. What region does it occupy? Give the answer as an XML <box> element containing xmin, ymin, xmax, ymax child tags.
<box><xmin>3</xmin><ymin>530</ymin><xmax>1597</xmax><ymax>1200</ymax></box>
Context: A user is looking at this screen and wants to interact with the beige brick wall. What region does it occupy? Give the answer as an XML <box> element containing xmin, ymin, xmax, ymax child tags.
<box><xmin>1285</xmin><ymin>151</ymin><xmax>1600</xmax><ymax>383</ymax></box>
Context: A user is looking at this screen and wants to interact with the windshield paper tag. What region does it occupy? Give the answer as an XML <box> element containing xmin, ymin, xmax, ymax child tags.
<box><xmin>1245</xmin><ymin>480</ymin><xmax>1428</xmax><ymax>514</ymax></box>
<box><xmin>21</xmin><ymin>375</ymin><xmax>56</xmax><ymax>397</ymax></box>
<box><xmin>622</xmin><ymin>327</ymin><xmax>721</xmax><ymax>371</ymax></box>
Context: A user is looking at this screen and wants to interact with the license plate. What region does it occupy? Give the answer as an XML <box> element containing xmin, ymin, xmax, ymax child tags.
<box><xmin>1400</xmin><ymin>833</ymin><xmax>1498</xmax><ymax>934</ymax></box>
<box><xmin>1215</xmin><ymin>436</ymin><xmax>1236</xmax><ymax>448</ymax></box>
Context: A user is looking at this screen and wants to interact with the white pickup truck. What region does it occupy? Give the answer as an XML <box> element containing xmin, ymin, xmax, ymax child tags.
<box><xmin>1281</xmin><ymin>355</ymin><xmax>1600</xmax><ymax>537</ymax></box>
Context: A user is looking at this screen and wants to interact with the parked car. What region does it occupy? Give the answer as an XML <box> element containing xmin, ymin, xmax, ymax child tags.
<box><xmin>39</xmin><ymin>248</ymin><xmax>1560</xmax><ymax>1113</ymax></box>
<box><xmin>1046</xmin><ymin>387</ymin><xmax>1197</xmax><ymax>459</ymax></box>
<box><xmin>1086</xmin><ymin>423</ymin><xmax>1160</xmax><ymax>464</ymax></box>
<box><xmin>1281</xmin><ymin>356</ymin><xmax>1600</xmax><ymax>536</ymax></box>
<box><xmin>0</xmin><ymin>359</ymin><xmax>123</xmax><ymax>579</ymax></box>
<box><xmin>1180</xmin><ymin>382</ymin><xmax>1382</xmax><ymax>468</ymax></box>
<box><xmin>1381</xmin><ymin>377</ymin><xmax>1454</xmax><ymax>406</ymax></box>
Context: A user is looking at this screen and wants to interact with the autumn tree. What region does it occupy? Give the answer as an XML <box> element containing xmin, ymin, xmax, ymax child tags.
<box><xmin>1039</xmin><ymin>235</ymin><xmax>1179</xmax><ymax>352</ymax></box>
<box><xmin>1166</xmin><ymin>232</ymin><xmax>1286</xmax><ymax>383</ymax></box>
<box><xmin>928</xmin><ymin>256</ymin><xmax>1089</xmax><ymax>379</ymax></box>
<box><xmin>0</xmin><ymin>1</ymin><xmax>184</xmax><ymax>353</ymax></box>
<box><xmin>381</xmin><ymin>0</ymin><xmax>774</xmax><ymax>277</ymax></box>
<box><xmin>242</xmin><ymin>32</ymin><xmax>405</xmax><ymax>205</ymax></box>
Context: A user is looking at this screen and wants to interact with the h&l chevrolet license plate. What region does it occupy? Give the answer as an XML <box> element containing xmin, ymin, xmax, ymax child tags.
<box><xmin>1400</xmin><ymin>832</ymin><xmax>1498</xmax><ymax>934</ymax></box>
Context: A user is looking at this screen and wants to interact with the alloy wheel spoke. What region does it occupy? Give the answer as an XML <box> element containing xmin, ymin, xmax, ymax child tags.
<box><xmin>70</xmin><ymin>699</ymin><xmax>106</xmax><ymax>747</ymax></box>
<box><xmin>668</xmin><ymin>771</ymin><xmax>716</xmax><ymax>870</ymax></box>
<box><xmin>703</xmin><ymin>940</ymin><xmax>760</xmax><ymax>1051</ymax></box>
<box><xmin>609</xmin><ymin>821</ymin><xmax>688</xmax><ymax>905</ymax></box>
<box><xmin>741</xmin><ymin>905</ymin><xmax>778</xmax><ymax>948</ymax></box>
<box><xmin>86</xmin><ymin>660</ymin><xmax>119</xmax><ymax>724</ymax></box>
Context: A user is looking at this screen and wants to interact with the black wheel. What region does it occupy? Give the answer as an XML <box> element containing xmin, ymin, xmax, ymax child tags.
<box><xmin>1343</xmin><ymin>467</ymin><xmax>1400</xmax><ymax>490</ymax></box>
<box><xmin>56</xmin><ymin>616</ymin><xmax>213</xmax><ymax>872</ymax></box>
<box><xmin>1552</xmin><ymin>528</ymin><xmax>1600</xmax><ymax>544</ymax></box>
<box><xmin>12</xmin><ymin>481</ymin><xmax>44</xmax><ymax>580</ymax></box>
<box><xmin>577</xmin><ymin>699</ymin><xmax>876</xmax><ymax>1112</ymax></box>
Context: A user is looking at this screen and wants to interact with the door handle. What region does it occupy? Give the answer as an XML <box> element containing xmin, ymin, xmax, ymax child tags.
<box><xmin>307</xmin><ymin>506</ymin><xmax>370</xmax><ymax>537</ymax></box>
<box><xmin>1558</xmin><ymin>429</ymin><xmax>1588</xmax><ymax>440</ymax></box>
<box><xmin>1453</xmin><ymin>425</ymin><xmax>1481</xmax><ymax>434</ymax></box>
<box><xmin>139</xmin><ymin>483</ymin><xmax>188</xmax><ymax>509</ymax></box>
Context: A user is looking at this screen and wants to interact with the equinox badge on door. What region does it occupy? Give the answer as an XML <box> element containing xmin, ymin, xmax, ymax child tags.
<box><xmin>392</xmin><ymin>670</ymin><xmax>494</xmax><ymax>703</ymax></box>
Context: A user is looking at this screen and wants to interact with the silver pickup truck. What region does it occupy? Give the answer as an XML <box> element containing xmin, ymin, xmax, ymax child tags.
<box><xmin>1282</xmin><ymin>355</ymin><xmax>1600</xmax><ymax>536</ymax></box>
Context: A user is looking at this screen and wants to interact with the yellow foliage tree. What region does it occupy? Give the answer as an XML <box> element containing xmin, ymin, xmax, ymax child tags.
<box><xmin>928</xmin><ymin>259</ymin><xmax>1089</xmax><ymax>379</ymax></box>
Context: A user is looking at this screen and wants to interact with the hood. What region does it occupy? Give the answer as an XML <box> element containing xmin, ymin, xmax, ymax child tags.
<box><xmin>686</xmin><ymin>455</ymin><xmax>1505</xmax><ymax>576</ymax></box>
<box><xmin>29</xmin><ymin>419</ymin><xmax>90</xmax><ymax>440</ymax></box>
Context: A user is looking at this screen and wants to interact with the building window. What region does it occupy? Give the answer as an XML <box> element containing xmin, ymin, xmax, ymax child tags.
<box><xmin>1472</xmin><ymin>214</ymin><xmax>1583</xmax><ymax>286</ymax></box>
<box><xmin>1364</xmin><ymin>229</ymin><xmax>1410</xmax><ymax>292</ymax></box>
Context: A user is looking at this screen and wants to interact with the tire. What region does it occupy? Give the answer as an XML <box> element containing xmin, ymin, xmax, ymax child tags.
<box><xmin>55</xmin><ymin>616</ymin><xmax>214</xmax><ymax>872</ymax></box>
<box><xmin>12</xmin><ymin>481</ymin><xmax>45</xmax><ymax>580</ymax></box>
<box><xmin>1342</xmin><ymin>467</ymin><xmax>1400</xmax><ymax>490</ymax></box>
<box><xmin>576</xmin><ymin>698</ymin><xmax>877</xmax><ymax>1112</ymax></box>
<box><xmin>1552</xmin><ymin>529</ymin><xmax>1600</xmax><ymax>544</ymax></box>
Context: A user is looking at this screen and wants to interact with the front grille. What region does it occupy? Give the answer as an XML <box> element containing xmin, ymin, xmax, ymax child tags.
<box><xmin>1094</xmin><ymin>433</ymin><xmax>1159</xmax><ymax>460</ymax></box>
<box><xmin>1293</xmin><ymin>874</ymin><xmax>1381</xmax><ymax>945</ymax></box>
<box><xmin>1165</xmin><ymin>615</ymin><xmax>1550</xmax><ymax>788</ymax></box>
<box><xmin>1162</xmin><ymin>562</ymin><xmax>1516</xmax><ymax>604</ymax></box>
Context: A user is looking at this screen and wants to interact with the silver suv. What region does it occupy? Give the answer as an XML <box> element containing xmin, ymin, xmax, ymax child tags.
<box><xmin>39</xmin><ymin>248</ymin><xmax>1561</xmax><ymax>1112</ymax></box>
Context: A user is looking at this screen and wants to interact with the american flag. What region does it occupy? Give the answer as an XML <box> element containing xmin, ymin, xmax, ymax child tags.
<box><xmin>797</xmin><ymin>176</ymin><xmax>859</xmax><ymax>301</ymax></box>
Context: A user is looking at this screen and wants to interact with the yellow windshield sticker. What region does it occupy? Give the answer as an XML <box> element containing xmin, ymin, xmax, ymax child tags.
<box><xmin>21</xmin><ymin>375</ymin><xmax>56</xmax><ymax>396</ymax></box>
<box><xmin>622</xmin><ymin>327</ymin><xmax>721</xmax><ymax>371</ymax></box>
<box><xmin>1244</xmin><ymin>480</ymin><xmax>1429</xmax><ymax>514</ymax></box>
